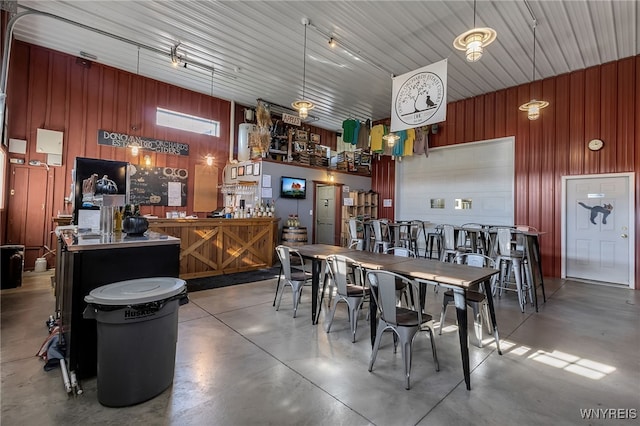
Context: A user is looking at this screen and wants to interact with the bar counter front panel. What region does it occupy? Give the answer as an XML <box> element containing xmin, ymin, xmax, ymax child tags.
<box><xmin>148</xmin><ymin>218</ymin><xmax>280</xmax><ymax>279</ymax></box>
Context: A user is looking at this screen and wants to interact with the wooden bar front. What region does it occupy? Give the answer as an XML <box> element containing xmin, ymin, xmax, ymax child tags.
<box><xmin>148</xmin><ymin>218</ymin><xmax>280</xmax><ymax>279</ymax></box>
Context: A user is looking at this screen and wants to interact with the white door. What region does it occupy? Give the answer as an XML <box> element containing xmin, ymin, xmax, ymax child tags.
<box><xmin>564</xmin><ymin>174</ymin><xmax>634</xmax><ymax>286</ymax></box>
<box><xmin>315</xmin><ymin>185</ymin><xmax>335</xmax><ymax>245</ymax></box>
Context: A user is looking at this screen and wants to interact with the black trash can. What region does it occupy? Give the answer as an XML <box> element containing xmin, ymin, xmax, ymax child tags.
<box><xmin>83</xmin><ymin>277</ymin><xmax>189</xmax><ymax>407</ymax></box>
<box><xmin>0</xmin><ymin>245</ymin><xmax>25</xmax><ymax>289</ymax></box>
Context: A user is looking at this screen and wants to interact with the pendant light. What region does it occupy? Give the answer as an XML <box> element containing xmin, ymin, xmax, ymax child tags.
<box><xmin>453</xmin><ymin>0</ymin><xmax>497</xmax><ymax>62</ymax></box>
<box><xmin>383</xmin><ymin>133</ymin><xmax>399</xmax><ymax>148</ymax></box>
<box><xmin>291</xmin><ymin>18</ymin><xmax>315</xmax><ymax>119</ymax></box>
<box><xmin>519</xmin><ymin>22</ymin><xmax>549</xmax><ymax>120</ymax></box>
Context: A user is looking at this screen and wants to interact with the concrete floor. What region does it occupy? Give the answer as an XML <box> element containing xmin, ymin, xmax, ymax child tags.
<box><xmin>1</xmin><ymin>270</ymin><xmax>638</xmax><ymax>425</ymax></box>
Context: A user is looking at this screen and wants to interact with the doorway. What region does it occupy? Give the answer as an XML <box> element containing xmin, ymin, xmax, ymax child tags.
<box><xmin>314</xmin><ymin>184</ymin><xmax>337</xmax><ymax>245</ymax></box>
<box><xmin>562</xmin><ymin>173</ymin><xmax>635</xmax><ymax>288</ymax></box>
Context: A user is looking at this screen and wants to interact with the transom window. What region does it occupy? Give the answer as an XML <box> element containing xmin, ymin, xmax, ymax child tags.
<box><xmin>156</xmin><ymin>107</ymin><xmax>219</xmax><ymax>137</ymax></box>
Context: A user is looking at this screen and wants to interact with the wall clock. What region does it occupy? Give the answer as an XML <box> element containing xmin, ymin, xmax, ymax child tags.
<box><xmin>588</xmin><ymin>139</ymin><xmax>604</xmax><ymax>151</ymax></box>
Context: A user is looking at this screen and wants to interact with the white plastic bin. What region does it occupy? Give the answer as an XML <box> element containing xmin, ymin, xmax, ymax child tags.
<box><xmin>84</xmin><ymin>277</ymin><xmax>188</xmax><ymax>407</ymax></box>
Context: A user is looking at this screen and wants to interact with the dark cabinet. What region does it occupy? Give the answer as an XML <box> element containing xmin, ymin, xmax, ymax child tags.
<box><xmin>58</xmin><ymin>237</ymin><xmax>180</xmax><ymax>379</ymax></box>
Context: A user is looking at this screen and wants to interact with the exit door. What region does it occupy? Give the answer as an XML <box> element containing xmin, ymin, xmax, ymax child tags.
<box><xmin>315</xmin><ymin>185</ymin><xmax>336</xmax><ymax>245</ymax></box>
<box><xmin>563</xmin><ymin>173</ymin><xmax>634</xmax><ymax>287</ymax></box>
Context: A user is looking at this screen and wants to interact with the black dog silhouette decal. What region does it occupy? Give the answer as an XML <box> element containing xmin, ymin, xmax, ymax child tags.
<box><xmin>578</xmin><ymin>202</ymin><xmax>613</xmax><ymax>225</ymax></box>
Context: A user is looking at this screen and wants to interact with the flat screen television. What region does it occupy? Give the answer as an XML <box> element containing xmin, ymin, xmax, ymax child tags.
<box><xmin>280</xmin><ymin>176</ymin><xmax>306</xmax><ymax>199</ymax></box>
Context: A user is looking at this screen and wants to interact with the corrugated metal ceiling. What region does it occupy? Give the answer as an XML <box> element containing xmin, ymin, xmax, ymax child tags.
<box><xmin>8</xmin><ymin>0</ymin><xmax>639</xmax><ymax>132</ymax></box>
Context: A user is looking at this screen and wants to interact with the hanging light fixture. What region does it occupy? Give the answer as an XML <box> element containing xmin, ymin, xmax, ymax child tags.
<box><xmin>292</xmin><ymin>18</ymin><xmax>315</xmax><ymax>119</ymax></box>
<box><xmin>519</xmin><ymin>22</ymin><xmax>549</xmax><ymax>120</ymax></box>
<box><xmin>453</xmin><ymin>0</ymin><xmax>497</xmax><ymax>62</ymax></box>
<box><xmin>383</xmin><ymin>133</ymin><xmax>399</xmax><ymax>148</ymax></box>
<box><xmin>170</xmin><ymin>43</ymin><xmax>181</xmax><ymax>67</ymax></box>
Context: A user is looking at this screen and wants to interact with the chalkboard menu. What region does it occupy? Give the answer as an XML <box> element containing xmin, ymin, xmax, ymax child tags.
<box><xmin>128</xmin><ymin>165</ymin><xmax>188</xmax><ymax>206</ymax></box>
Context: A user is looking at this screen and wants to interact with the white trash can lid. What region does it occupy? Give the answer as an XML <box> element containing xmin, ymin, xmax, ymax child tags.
<box><xmin>85</xmin><ymin>277</ymin><xmax>186</xmax><ymax>306</ymax></box>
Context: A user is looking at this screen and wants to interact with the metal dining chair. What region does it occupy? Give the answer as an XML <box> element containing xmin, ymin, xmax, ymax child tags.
<box><xmin>461</xmin><ymin>223</ymin><xmax>486</xmax><ymax>254</ymax></box>
<box><xmin>492</xmin><ymin>228</ymin><xmax>533</xmax><ymax>312</ymax></box>
<box><xmin>370</xmin><ymin>219</ymin><xmax>391</xmax><ymax>253</ymax></box>
<box><xmin>439</xmin><ymin>253</ymin><xmax>498</xmax><ymax>348</ymax></box>
<box><xmin>384</xmin><ymin>246</ymin><xmax>417</xmax><ymax>306</ymax></box>
<box><xmin>324</xmin><ymin>254</ymin><xmax>369</xmax><ymax>342</ymax></box>
<box><xmin>367</xmin><ymin>270</ymin><xmax>439</xmax><ymax>390</ymax></box>
<box><xmin>426</xmin><ymin>224</ymin><xmax>442</xmax><ymax>259</ymax></box>
<box><xmin>440</xmin><ymin>224</ymin><xmax>471</xmax><ymax>262</ymax></box>
<box><xmin>348</xmin><ymin>218</ymin><xmax>365</xmax><ymax>250</ymax></box>
<box><xmin>274</xmin><ymin>245</ymin><xmax>312</xmax><ymax>317</ymax></box>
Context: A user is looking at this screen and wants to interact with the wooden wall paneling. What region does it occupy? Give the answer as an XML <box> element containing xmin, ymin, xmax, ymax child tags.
<box><xmin>483</xmin><ymin>92</ymin><xmax>495</xmax><ymax>139</ymax></box>
<box><xmin>48</xmin><ymin>54</ymin><xmax>68</xmax><ymax>131</ymax></box>
<box><xmin>568</xmin><ymin>70</ymin><xmax>586</xmax><ymax>175</ymax></box>
<box><xmin>539</xmin><ymin>78</ymin><xmax>557</xmax><ymax>272</ymax></box>
<box><xmin>463</xmin><ymin>98</ymin><xmax>475</xmax><ymax>142</ymax></box>
<box><xmin>84</xmin><ymin>62</ymin><xmax>101</xmax><ymax>159</ymax></box>
<box><xmin>552</xmin><ymin>73</ymin><xmax>571</xmax><ymax>275</ymax></box>
<box><xmin>28</xmin><ymin>49</ymin><xmax>49</xmax><ymax>150</ymax></box>
<box><xmin>514</xmin><ymin>85</ymin><xmax>531</xmax><ymax>225</ymax></box>
<box><xmin>473</xmin><ymin>96</ymin><xmax>485</xmax><ymax>141</ymax></box>
<box><xmin>600</xmin><ymin>62</ymin><xmax>618</xmax><ymax>173</ymax></box>
<box><xmin>494</xmin><ymin>89</ymin><xmax>507</xmax><ymax>138</ymax></box>
<box><xmin>583</xmin><ymin>65</ymin><xmax>602</xmax><ymax>175</ymax></box>
<box><xmin>114</xmin><ymin>73</ymin><xmax>131</xmax><ymax>162</ymax></box>
<box><xmin>616</xmin><ymin>58</ymin><xmax>635</xmax><ymax>171</ymax></box>
<box><xmin>6</xmin><ymin>43</ymin><xmax>29</xmax><ymax>139</ymax></box>
<box><xmin>435</xmin><ymin>103</ymin><xmax>451</xmax><ymax>147</ymax></box>
<box><xmin>504</xmin><ymin>87</ymin><xmax>519</xmax><ymax>139</ymax></box>
<box><xmin>527</xmin><ymin>82</ymin><xmax>541</xmax><ymax>227</ymax></box>
<box><xmin>372</xmin><ymin>155</ymin><xmax>394</xmax><ymax>220</ymax></box>
<box><xmin>455</xmin><ymin>101</ymin><xmax>465</xmax><ymax>144</ymax></box>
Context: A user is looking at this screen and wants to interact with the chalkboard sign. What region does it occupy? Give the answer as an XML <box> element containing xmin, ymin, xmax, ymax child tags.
<box><xmin>128</xmin><ymin>165</ymin><xmax>187</xmax><ymax>206</ymax></box>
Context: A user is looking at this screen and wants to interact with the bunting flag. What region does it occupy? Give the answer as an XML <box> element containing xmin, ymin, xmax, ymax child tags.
<box><xmin>390</xmin><ymin>59</ymin><xmax>447</xmax><ymax>132</ymax></box>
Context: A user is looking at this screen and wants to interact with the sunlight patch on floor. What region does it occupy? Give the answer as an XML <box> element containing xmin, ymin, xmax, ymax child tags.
<box><xmin>528</xmin><ymin>350</ymin><xmax>616</xmax><ymax>380</ymax></box>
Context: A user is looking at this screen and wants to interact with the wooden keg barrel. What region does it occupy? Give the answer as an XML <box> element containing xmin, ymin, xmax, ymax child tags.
<box><xmin>282</xmin><ymin>227</ymin><xmax>308</xmax><ymax>246</ymax></box>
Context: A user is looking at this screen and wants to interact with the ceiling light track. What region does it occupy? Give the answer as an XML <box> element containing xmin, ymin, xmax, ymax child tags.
<box><xmin>11</xmin><ymin>6</ymin><xmax>237</xmax><ymax>80</ymax></box>
<box><xmin>306</xmin><ymin>21</ymin><xmax>396</xmax><ymax>78</ymax></box>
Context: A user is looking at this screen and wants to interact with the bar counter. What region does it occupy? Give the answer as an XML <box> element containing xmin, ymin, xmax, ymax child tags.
<box><xmin>148</xmin><ymin>217</ymin><xmax>280</xmax><ymax>279</ymax></box>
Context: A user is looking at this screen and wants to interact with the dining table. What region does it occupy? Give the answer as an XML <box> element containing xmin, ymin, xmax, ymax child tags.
<box><xmin>294</xmin><ymin>243</ymin><xmax>502</xmax><ymax>391</ymax></box>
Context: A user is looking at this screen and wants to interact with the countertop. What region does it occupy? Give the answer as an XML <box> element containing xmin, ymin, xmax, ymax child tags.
<box><xmin>56</xmin><ymin>226</ymin><xmax>180</xmax><ymax>251</ymax></box>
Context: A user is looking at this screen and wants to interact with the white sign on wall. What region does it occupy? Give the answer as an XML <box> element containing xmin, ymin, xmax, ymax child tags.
<box><xmin>390</xmin><ymin>59</ymin><xmax>447</xmax><ymax>132</ymax></box>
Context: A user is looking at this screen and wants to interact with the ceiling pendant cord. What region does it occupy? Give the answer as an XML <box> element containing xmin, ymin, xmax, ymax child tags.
<box><xmin>519</xmin><ymin>18</ymin><xmax>548</xmax><ymax>120</ymax></box>
<box><xmin>473</xmin><ymin>0</ymin><xmax>476</xmax><ymax>28</ymax></box>
<box><xmin>532</xmin><ymin>24</ymin><xmax>536</xmax><ymax>82</ymax></box>
<box><xmin>302</xmin><ymin>22</ymin><xmax>308</xmax><ymax>101</ymax></box>
<box><xmin>291</xmin><ymin>17</ymin><xmax>314</xmax><ymax>119</ymax></box>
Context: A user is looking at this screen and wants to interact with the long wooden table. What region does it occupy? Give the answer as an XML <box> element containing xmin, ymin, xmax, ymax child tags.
<box><xmin>294</xmin><ymin>244</ymin><xmax>501</xmax><ymax>390</ymax></box>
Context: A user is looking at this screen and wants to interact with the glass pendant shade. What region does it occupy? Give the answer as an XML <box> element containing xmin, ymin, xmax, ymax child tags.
<box><xmin>465</xmin><ymin>33</ymin><xmax>484</xmax><ymax>62</ymax></box>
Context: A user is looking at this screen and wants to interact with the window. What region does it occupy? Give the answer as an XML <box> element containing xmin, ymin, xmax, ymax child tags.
<box><xmin>156</xmin><ymin>107</ymin><xmax>219</xmax><ymax>137</ymax></box>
